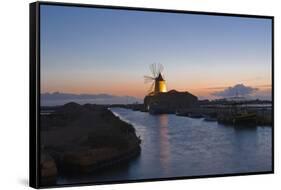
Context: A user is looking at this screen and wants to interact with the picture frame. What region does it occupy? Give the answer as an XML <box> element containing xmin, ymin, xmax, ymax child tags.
<box><xmin>30</xmin><ymin>1</ymin><xmax>274</xmax><ymax>188</ymax></box>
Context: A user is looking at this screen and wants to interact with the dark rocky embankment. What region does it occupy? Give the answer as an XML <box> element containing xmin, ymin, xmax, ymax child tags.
<box><xmin>40</xmin><ymin>103</ymin><xmax>141</xmax><ymax>186</ymax></box>
<box><xmin>144</xmin><ymin>90</ymin><xmax>198</xmax><ymax>114</ymax></box>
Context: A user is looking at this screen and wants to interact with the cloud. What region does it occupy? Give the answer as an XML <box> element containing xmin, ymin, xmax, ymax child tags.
<box><xmin>211</xmin><ymin>84</ymin><xmax>258</xmax><ymax>98</ymax></box>
<box><xmin>41</xmin><ymin>92</ymin><xmax>143</xmax><ymax>106</ymax></box>
<box><xmin>251</xmin><ymin>88</ymin><xmax>272</xmax><ymax>100</ymax></box>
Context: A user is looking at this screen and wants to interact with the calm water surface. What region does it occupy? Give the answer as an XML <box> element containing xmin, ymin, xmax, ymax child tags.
<box><xmin>58</xmin><ymin>108</ymin><xmax>272</xmax><ymax>184</ymax></box>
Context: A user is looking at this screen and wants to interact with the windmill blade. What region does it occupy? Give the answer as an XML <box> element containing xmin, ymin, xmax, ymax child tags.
<box><xmin>154</xmin><ymin>63</ymin><xmax>158</xmax><ymax>76</ymax></box>
<box><xmin>153</xmin><ymin>63</ymin><xmax>158</xmax><ymax>77</ymax></box>
<box><xmin>158</xmin><ymin>63</ymin><xmax>164</xmax><ymax>74</ymax></box>
<box><xmin>144</xmin><ymin>75</ymin><xmax>155</xmax><ymax>83</ymax></box>
<box><xmin>147</xmin><ymin>81</ymin><xmax>155</xmax><ymax>94</ymax></box>
<box><xmin>149</xmin><ymin>64</ymin><xmax>153</xmax><ymax>75</ymax></box>
<box><xmin>149</xmin><ymin>64</ymin><xmax>153</xmax><ymax>77</ymax></box>
<box><xmin>154</xmin><ymin>63</ymin><xmax>160</xmax><ymax>76</ymax></box>
<box><xmin>149</xmin><ymin>64</ymin><xmax>156</xmax><ymax>78</ymax></box>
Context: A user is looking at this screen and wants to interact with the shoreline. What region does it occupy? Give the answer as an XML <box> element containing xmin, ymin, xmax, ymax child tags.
<box><xmin>40</xmin><ymin>103</ymin><xmax>141</xmax><ymax>186</ymax></box>
<box><xmin>40</xmin><ymin>103</ymin><xmax>272</xmax><ymax>186</ymax></box>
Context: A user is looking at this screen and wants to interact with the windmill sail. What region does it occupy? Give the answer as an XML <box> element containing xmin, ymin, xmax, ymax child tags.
<box><xmin>144</xmin><ymin>63</ymin><xmax>167</xmax><ymax>95</ymax></box>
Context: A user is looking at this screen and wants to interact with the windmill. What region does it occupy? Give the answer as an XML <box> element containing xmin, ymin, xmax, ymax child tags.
<box><xmin>144</xmin><ymin>63</ymin><xmax>167</xmax><ymax>95</ymax></box>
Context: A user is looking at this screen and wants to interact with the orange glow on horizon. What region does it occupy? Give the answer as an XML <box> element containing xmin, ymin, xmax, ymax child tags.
<box><xmin>42</xmin><ymin>71</ymin><xmax>271</xmax><ymax>100</ymax></box>
<box><xmin>42</xmin><ymin>82</ymin><xmax>271</xmax><ymax>100</ymax></box>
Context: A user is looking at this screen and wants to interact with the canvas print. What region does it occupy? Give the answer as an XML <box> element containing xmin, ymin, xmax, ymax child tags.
<box><xmin>37</xmin><ymin>3</ymin><xmax>273</xmax><ymax>187</ymax></box>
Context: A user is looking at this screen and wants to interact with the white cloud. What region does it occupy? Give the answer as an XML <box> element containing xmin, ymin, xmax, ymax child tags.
<box><xmin>211</xmin><ymin>84</ymin><xmax>258</xmax><ymax>98</ymax></box>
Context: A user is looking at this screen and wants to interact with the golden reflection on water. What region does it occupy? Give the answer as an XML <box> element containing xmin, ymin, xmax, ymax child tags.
<box><xmin>157</xmin><ymin>114</ymin><xmax>171</xmax><ymax>173</ymax></box>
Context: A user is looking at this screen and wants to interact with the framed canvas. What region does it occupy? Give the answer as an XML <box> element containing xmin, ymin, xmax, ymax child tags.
<box><xmin>29</xmin><ymin>1</ymin><xmax>274</xmax><ymax>188</ymax></box>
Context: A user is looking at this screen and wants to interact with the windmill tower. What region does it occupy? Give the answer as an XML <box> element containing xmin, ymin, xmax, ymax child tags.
<box><xmin>144</xmin><ymin>63</ymin><xmax>167</xmax><ymax>95</ymax></box>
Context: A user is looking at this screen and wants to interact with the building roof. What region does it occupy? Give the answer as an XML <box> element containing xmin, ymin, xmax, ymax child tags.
<box><xmin>156</xmin><ymin>73</ymin><xmax>165</xmax><ymax>81</ymax></box>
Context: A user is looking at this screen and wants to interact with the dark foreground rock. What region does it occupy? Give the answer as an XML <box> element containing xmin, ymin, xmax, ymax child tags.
<box><xmin>40</xmin><ymin>152</ymin><xmax>58</xmax><ymax>186</ymax></box>
<box><xmin>40</xmin><ymin>103</ymin><xmax>141</xmax><ymax>186</ymax></box>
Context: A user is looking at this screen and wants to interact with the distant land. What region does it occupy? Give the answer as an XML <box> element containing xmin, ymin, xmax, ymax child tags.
<box><xmin>41</xmin><ymin>92</ymin><xmax>143</xmax><ymax>106</ymax></box>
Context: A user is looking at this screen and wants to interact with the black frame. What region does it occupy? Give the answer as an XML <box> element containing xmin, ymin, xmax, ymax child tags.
<box><xmin>29</xmin><ymin>1</ymin><xmax>274</xmax><ymax>188</ymax></box>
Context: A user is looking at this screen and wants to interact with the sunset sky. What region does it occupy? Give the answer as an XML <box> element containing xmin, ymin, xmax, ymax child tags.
<box><xmin>40</xmin><ymin>5</ymin><xmax>272</xmax><ymax>100</ymax></box>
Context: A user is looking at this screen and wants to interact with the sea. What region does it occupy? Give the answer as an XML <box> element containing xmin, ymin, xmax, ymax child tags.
<box><xmin>57</xmin><ymin>107</ymin><xmax>272</xmax><ymax>184</ymax></box>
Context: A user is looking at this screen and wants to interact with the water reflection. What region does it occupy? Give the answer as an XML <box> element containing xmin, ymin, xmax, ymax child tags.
<box><xmin>157</xmin><ymin>114</ymin><xmax>170</xmax><ymax>174</ymax></box>
<box><xmin>58</xmin><ymin>108</ymin><xmax>272</xmax><ymax>184</ymax></box>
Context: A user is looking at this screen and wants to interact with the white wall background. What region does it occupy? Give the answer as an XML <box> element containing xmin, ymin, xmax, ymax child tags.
<box><xmin>0</xmin><ymin>0</ymin><xmax>279</xmax><ymax>189</ymax></box>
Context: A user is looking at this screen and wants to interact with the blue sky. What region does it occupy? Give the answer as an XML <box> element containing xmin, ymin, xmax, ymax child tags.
<box><xmin>40</xmin><ymin>4</ymin><xmax>272</xmax><ymax>99</ymax></box>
